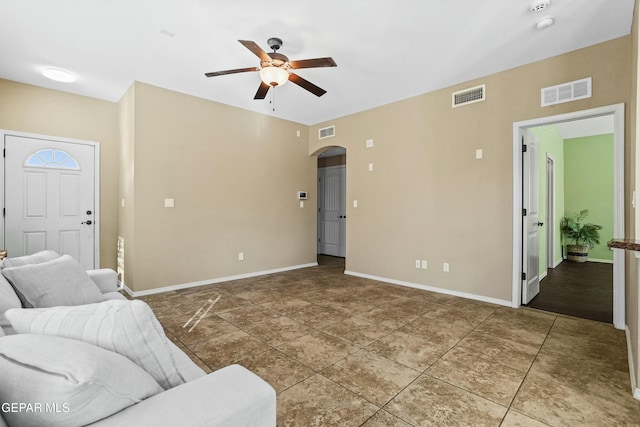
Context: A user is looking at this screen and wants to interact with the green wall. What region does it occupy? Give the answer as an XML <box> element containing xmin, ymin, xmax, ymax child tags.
<box><xmin>564</xmin><ymin>134</ymin><xmax>614</xmax><ymax>261</ymax></box>
<box><xmin>532</xmin><ymin>126</ymin><xmax>565</xmax><ymax>277</ymax></box>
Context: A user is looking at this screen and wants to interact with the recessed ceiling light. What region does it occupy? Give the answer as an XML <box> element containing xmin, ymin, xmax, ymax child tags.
<box><xmin>42</xmin><ymin>68</ymin><xmax>76</xmax><ymax>83</ymax></box>
<box><xmin>536</xmin><ymin>17</ymin><xmax>555</xmax><ymax>29</ymax></box>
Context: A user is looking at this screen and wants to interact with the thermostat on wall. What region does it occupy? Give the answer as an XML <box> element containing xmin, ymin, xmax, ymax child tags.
<box><xmin>298</xmin><ymin>191</ymin><xmax>308</xmax><ymax>200</ymax></box>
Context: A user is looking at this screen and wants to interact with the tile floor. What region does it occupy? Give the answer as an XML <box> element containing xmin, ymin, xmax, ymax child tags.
<box><xmin>139</xmin><ymin>256</ymin><xmax>640</xmax><ymax>426</ymax></box>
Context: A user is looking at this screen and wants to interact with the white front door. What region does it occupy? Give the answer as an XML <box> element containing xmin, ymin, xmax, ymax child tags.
<box><xmin>4</xmin><ymin>134</ymin><xmax>98</xmax><ymax>269</ymax></box>
<box><xmin>522</xmin><ymin>129</ymin><xmax>540</xmax><ymax>304</ymax></box>
<box><xmin>318</xmin><ymin>166</ymin><xmax>346</xmax><ymax>257</ymax></box>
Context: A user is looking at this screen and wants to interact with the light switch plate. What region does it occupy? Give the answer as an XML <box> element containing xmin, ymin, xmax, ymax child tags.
<box><xmin>164</xmin><ymin>198</ymin><xmax>175</xmax><ymax>208</ymax></box>
<box><xmin>476</xmin><ymin>149</ymin><xmax>483</xmax><ymax>159</ymax></box>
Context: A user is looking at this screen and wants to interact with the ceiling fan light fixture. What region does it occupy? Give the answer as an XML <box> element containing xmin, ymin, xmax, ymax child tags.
<box><xmin>260</xmin><ymin>66</ymin><xmax>288</xmax><ymax>87</ymax></box>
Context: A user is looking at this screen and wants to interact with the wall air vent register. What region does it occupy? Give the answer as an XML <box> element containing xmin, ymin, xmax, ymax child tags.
<box><xmin>318</xmin><ymin>125</ymin><xmax>335</xmax><ymax>140</ymax></box>
<box><xmin>541</xmin><ymin>77</ymin><xmax>592</xmax><ymax>107</ymax></box>
<box><xmin>452</xmin><ymin>84</ymin><xmax>486</xmax><ymax>108</ymax></box>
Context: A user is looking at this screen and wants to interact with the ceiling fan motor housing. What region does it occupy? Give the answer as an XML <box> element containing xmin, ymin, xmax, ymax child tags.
<box><xmin>267</xmin><ymin>37</ymin><xmax>283</xmax><ymax>51</ymax></box>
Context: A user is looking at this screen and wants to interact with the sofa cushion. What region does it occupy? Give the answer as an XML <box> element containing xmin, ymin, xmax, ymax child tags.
<box><xmin>0</xmin><ymin>334</ymin><xmax>162</xmax><ymax>427</ymax></box>
<box><xmin>0</xmin><ymin>273</ymin><xmax>20</xmax><ymax>335</ymax></box>
<box><xmin>6</xmin><ymin>300</ymin><xmax>187</xmax><ymax>390</ymax></box>
<box><xmin>2</xmin><ymin>254</ymin><xmax>105</xmax><ymax>308</ymax></box>
<box><xmin>1</xmin><ymin>249</ymin><xmax>60</xmax><ymax>268</ymax></box>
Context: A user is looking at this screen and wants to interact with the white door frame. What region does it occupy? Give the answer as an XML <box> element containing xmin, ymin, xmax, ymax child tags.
<box><xmin>546</xmin><ymin>154</ymin><xmax>555</xmax><ymax>270</ymax></box>
<box><xmin>0</xmin><ymin>129</ymin><xmax>101</xmax><ymax>268</ymax></box>
<box><xmin>512</xmin><ymin>103</ymin><xmax>625</xmax><ymax>329</ymax></box>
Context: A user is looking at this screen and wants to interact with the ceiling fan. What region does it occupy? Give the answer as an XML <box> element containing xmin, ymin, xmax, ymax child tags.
<box><xmin>205</xmin><ymin>37</ymin><xmax>337</xmax><ymax>99</ymax></box>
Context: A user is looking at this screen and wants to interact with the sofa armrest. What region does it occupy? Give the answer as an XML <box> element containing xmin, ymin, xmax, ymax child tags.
<box><xmin>87</xmin><ymin>268</ymin><xmax>119</xmax><ymax>294</ymax></box>
<box><xmin>88</xmin><ymin>364</ymin><xmax>276</xmax><ymax>427</ymax></box>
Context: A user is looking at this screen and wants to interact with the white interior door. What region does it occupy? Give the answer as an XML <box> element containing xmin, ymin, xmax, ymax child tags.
<box><xmin>4</xmin><ymin>134</ymin><xmax>97</xmax><ymax>269</ymax></box>
<box><xmin>318</xmin><ymin>166</ymin><xmax>346</xmax><ymax>257</ymax></box>
<box><xmin>522</xmin><ymin>129</ymin><xmax>540</xmax><ymax>304</ymax></box>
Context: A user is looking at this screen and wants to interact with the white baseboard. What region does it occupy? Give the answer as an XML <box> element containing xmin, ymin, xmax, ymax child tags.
<box><xmin>123</xmin><ymin>262</ymin><xmax>318</xmax><ymax>297</ymax></box>
<box><xmin>625</xmin><ymin>325</ymin><xmax>640</xmax><ymax>400</ymax></box>
<box><xmin>587</xmin><ymin>258</ymin><xmax>614</xmax><ymax>264</ymax></box>
<box><xmin>344</xmin><ymin>270</ymin><xmax>512</xmax><ymax>307</ymax></box>
<box><xmin>553</xmin><ymin>257</ymin><xmax>563</xmax><ymax>268</ymax></box>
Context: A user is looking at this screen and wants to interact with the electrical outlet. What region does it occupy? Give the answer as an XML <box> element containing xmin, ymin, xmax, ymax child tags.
<box><xmin>443</xmin><ymin>262</ymin><xmax>449</xmax><ymax>272</ymax></box>
<box><xmin>415</xmin><ymin>260</ymin><xmax>421</xmax><ymax>268</ymax></box>
<box><xmin>238</xmin><ymin>252</ymin><xmax>244</xmax><ymax>261</ymax></box>
<box><xmin>421</xmin><ymin>260</ymin><xmax>427</xmax><ymax>269</ymax></box>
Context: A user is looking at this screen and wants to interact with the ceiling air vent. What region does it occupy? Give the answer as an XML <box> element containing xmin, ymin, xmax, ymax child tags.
<box><xmin>452</xmin><ymin>84</ymin><xmax>486</xmax><ymax>108</ymax></box>
<box><xmin>541</xmin><ymin>77</ymin><xmax>591</xmax><ymax>107</ymax></box>
<box><xmin>318</xmin><ymin>125</ymin><xmax>335</xmax><ymax>140</ymax></box>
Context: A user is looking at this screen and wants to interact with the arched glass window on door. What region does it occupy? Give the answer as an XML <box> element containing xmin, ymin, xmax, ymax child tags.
<box><xmin>25</xmin><ymin>148</ymin><xmax>80</xmax><ymax>170</ymax></box>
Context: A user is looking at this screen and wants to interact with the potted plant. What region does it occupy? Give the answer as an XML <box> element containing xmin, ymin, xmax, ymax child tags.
<box><xmin>560</xmin><ymin>209</ymin><xmax>602</xmax><ymax>263</ymax></box>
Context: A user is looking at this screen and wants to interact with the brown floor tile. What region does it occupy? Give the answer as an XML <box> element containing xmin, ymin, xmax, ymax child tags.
<box><xmin>165</xmin><ymin>314</ymin><xmax>240</xmax><ymax>346</ymax></box>
<box><xmin>191</xmin><ymin>329</ymin><xmax>267</xmax><ymax>371</ymax></box>
<box><xmin>427</xmin><ymin>346</ymin><xmax>527</xmax><ymax>406</ymax></box>
<box><xmin>321</xmin><ymin>316</ymin><xmax>392</xmax><ymax>347</ymax></box>
<box><xmin>322</xmin><ymin>349</ymin><xmax>420</xmax><ymax>407</ymax></box>
<box><xmin>529</xmin><ymin>351</ymin><xmax>635</xmax><ymax>409</ymax></box>
<box><xmin>356</xmin><ymin>305</ymin><xmax>424</xmax><ymax>330</ymax></box>
<box><xmin>245</xmin><ymin>315</ymin><xmax>313</xmax><ymax>346</ymax></box>
<box><xmin>238</xmin><ymin>349</ymin><xmax>315</xmax><ymax>393</ymax></box>
<box><xmin>361</xmin><ymin>410</ymin><xmax>413</xmax><ymax>426</ymax></box>
<box><xmin>276</xmin><ymin>330</ymin><xmax>358</xmax><ymax>370</ymax></box>
<box><xmin>398</xmin><ymin>316</ymin><xmax>472</xmax><ymax>350</ymax></box>
<box><xmin>277</xmin><ymin>374</ymin><xmax>379</xmax><ymax>427</ymax></box>
<box><xmin>511</xmin><ymin>369</ymin><xmax>640</xmax><ymax>426</ymax></box>
<box><xmin>385</xmin><ymin>374</ymin><xmax>507</xmax><ymax>426</ymax></box>
<box><xmin>366</xmin><ymin>330</ymin><xmax>447</xmax><ymax>371</ymax></box>
<box><xmin>501</xmin><ymin>410</ymin><xmax>549</xmax><ymax>426</ymax></box>
<box><xmin>453</xmin><ymin>330</ymin><xmax>540</xmax><ymax>372</ymax></box>
<box><xmin>146</xmin><ymin>257</ymin><xmax>637</xmax><ymax>426</ymax></box>
<box><xmin>216</xmin><ymin>304</ymin><xmax>281</xmax><ymax>329</ymax></box>
<box><xmin>283</xmin><ymin>303</ymin><xmax>349</xmax><ymax>328</ymax></box>
<box><xmin>473</xmin><ymin>316</ymin><xmax>550</xmax><ymax>347</ymax></box>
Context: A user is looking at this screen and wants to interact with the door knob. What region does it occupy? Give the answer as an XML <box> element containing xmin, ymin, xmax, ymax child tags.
<box><xmin>537</xmin><ymin>222</ymin><xmax>544</xmax><ymax>226</ymax></box>
<box><xmin>86</xmin><ymin>210</ymin><xmax>92</xmax><ymax>215</ymax></box>
<box><xmin>82</xmin><ymin>220</ymin><xmax>93</xmax><ymax>225</ymax></box>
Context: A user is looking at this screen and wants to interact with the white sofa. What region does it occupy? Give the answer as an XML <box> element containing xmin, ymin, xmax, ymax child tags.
<box><xmin>0</xmin><ymin>251</ymin><xmax>276</xmax><ymax>427</ymax></box>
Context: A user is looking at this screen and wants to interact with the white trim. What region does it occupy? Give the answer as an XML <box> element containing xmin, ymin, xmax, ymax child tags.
<box><xmin>546</xmin><ymin>154</ymin><xmax>555</xmax><ymax>269</ymax></box>
<box><xmin>625</xmin><ymin>325</ymin><xmax>640</xmax><ymax>400</ymax></box>
<box><xmin>122</xmin><ymin>262</ymin><xmax>318</xmax><ymax>297</ymax></box>
<box><xmin>539</xmin><ymin>270</ymin><xmax>547</xmax><ymax>281</ymax></box>
<box><xmin>344</xmin><ymin>270</ymin><xmax>512</xmax><ymax>307</ymax></box>
<box><xmin>512</xmin><ymin>103</ymin><xmax>625</xmax><ymax>328</ymax></box>
<box><xmin>552</xmin><ymin>257</ymin><xmax>563</xmax><ymax>268</ymax></box>
<box><xmin>0</xmin><ymin>129</ymin><xmax>101</xmax><ymax>269</ymax></box>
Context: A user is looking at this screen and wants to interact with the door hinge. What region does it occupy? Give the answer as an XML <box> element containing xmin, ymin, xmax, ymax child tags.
<box><xmin>522</xmin><ymin>272</ymin><xmax>526</xmax><ymax>281</ymax></box>
<box><xmin>2</xmin><ymin>148</ymin><xmax>5</xmax><ymax>158</ymax></box>
<box><xmin>522</xmin><ymin>208</ymin><xmax>527</xmax><ymax>216</ymax></box>
<box><xmin>2</xmin><ymin>208</ymin><xmax>4</xmax><ymax>217</ymax></box>
<box><xmin>522</xmin><ymin>144</ymin><xmax>527</xmax><ymax>153</ymax></box>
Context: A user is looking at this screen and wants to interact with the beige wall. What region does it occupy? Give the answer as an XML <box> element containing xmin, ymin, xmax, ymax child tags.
<box><xmin>310</xmin><ymin>36</ymin><xmax>632</xmax><ymax>303</ymax></box>
<box><xmin>121</xmin><ymin>82</ymin><xmax>317</xmax><ymax>292</ymax></box>
<box><xmin>0</xmin><ymin>79</ymin><xmax>119</xmax><ymax>269</ymax></box>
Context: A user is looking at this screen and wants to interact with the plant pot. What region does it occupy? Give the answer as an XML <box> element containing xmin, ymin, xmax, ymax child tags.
<box><xmin>567</xmin><ymin>244</ymin><xmax>589</xmax><ymax>263</ymax></box>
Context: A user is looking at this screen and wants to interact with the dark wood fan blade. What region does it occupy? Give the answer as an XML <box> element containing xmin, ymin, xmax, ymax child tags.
<box><xmin>254</xmin><ymin>82</ymin><xmax>271</xmax><ymax>99</ymax></box>
<box><xmin>205</xmin><ymin>67</ymin><xmax>259</xmax><ymax>77</ymax></box>
<box><xmin>238</xmin><ymin>40</ymin><xmax>271</xmax><ymax>62</ymax></box>
<box><xmin>289</xmin><ymin>57</ymin><xmax>337</xmax><ymax>69</ymax></box>
<box><xmin>288</xmin><ymin>73</ymin><xmax>327</xmax><ymax>97</ymax></box>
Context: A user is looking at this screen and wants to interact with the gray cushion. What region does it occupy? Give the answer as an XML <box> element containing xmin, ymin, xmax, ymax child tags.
<box><xmin>6</xmin><ymin>299</ymin><xmax>187</xmax><ymax>390</ymax></box>
<box><xmin>1</xmin><ymin>249</ymin><xmax>60</xmax><ymax>268</ymax></box>
<box><xmin>0</xmin><ymin>273</ymin><xmax>20</xmax><ymax>334</ymax></box>
<box><xmin>0</xmin><ymin>334</ymin><xmax>162</xmax><ymax>427</ymax></box>
<box><xmin>1</xmin><ymin>254</ymin><xmax>105</xmax><ymax>308</ymax></box>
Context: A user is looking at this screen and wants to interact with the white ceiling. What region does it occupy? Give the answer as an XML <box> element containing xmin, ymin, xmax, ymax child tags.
<box><xmin>0</xmin><ymin>0</ymin><xmax>634</xmax><ymax>125</ymax></box>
